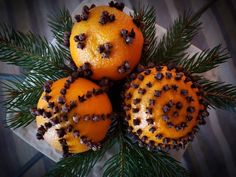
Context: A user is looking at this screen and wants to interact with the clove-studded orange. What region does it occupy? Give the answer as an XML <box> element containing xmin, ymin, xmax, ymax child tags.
<box><xmin>123</xmin><ymin>65</ymin><xmax>209</xmax><ymax>150</ymax></box>
<box><xmin>70</xmin><ymin>5</ymin><xmax>144</xmax><ymax>80</ymax></box>
<box><xmin>33</xmin><ymin>77</ymin><xmax>112</xmax><ymax>156</ymax></box>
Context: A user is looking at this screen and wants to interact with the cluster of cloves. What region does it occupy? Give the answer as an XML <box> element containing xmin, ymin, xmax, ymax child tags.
<box><xmin>118</xmin><ymin>60</ymin><xmax>130</xmax><ymax>74</ymax></box>
<box><xmin>120</xmin><ymin>28</ymin><xmax>135</xmax><ymax>44</ymax></box>
<box><xmin>99</xmin><ymin>11</ymin><xmax>115</xmax><ymax>25</ymax></box>
<box><xmin>74</xmin><ymin>4</ymin><xmax>96</xmax><ymax>22</ymax></box>
<box><xmin>98</xmin><ymin>42</ymin><xmax>113</xmax><ymax>58</ymax></box>
<box><xmin>76</xmin><ymin>62</ymin><xmax>93</xmax><ymax>77</ymax></box>
<box><xmin>123</xmin><ymin>64</ymin><xmax>209</xmax><ymax>151</ymax></box>
<box><xmin>74</xmin><ymin>33</ymin><xmax>87</xmax><ymax>49</ymax></box>
<box><xmin>108</xmin><ymin>1</ymin><xmax>124</xmax><ymax>11</ymax></box>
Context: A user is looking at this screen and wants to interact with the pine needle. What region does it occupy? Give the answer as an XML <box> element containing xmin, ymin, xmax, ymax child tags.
<box><xmin>103</xmin><ymin>134</ymin><xmax>189</xmax><ymax>177</ymax></box>
<box><xmin>179</xmin><ymin>45</ymin><xmax>230</xmax><ymax>73</ymax></box>
<box><xmin>48</xmin><ymin>8</ymin><xmax>73</xmax><ymax>46</ymax></box>
<box><xmin>198</xmin><ymin>78</ymin><xmax>236</xmax><ymax>111</ymax></box>
<box><xmin>133</xmin><ymin>3</ymin><xmax>157</xmax><ymax>65</ymax></box>
<box><xmin>0</xmin><ymin>23</ymin><xmax>70</xmax><ymax>78</ymax></box>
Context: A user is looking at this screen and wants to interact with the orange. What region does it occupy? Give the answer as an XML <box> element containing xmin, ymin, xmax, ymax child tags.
<box><xmin>70</xmin><ymin>6</ymin><xmax>144</xmax><ymax>80</ymax></box>
<box><xmin>123</xmin><ymin>66</ymin><xmax>208</xmax><ymax>150</ymax></box>
<box><xmin>36</xmin><ymin>77</ymin><xmax>112</xmax><ymax>154</ymax></box>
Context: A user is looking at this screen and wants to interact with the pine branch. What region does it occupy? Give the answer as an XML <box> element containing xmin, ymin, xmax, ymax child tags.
<box><xmin>5</xmin><ymin>107</ymin><xmax>34</xmax><ymax>129</ymax></box>
<box><xmin>154</xmin><ymin>11</ymin><xmax>201</xmax><ymax>64</ymax></box>
<box><xmin>198</xmin><ymin>78</ymin><xmax>236</xmax><ymax>111</ymax></box>
<box><xmin>103</xmin><ymin>132</ymin><xmax>189</xmax><ymax>177</ymax></box>
<box><xmin>0</xmin><ymin>74</ymin><xmax>48</xmax><ymax>128</ymax></box>
<box><xmin>0</xmin><ymin>23</ymin><xmax>71</xmax><ymax>78</ymax></box>
<box><xmin>151</xmin><ymin>0</ymin><xmax>217</xmax><ymax>64</ymax></box>
<box><xmin>132</xmin><ymin>4</ymin><xmax>158</xmax><ymax>65</ymax></box>
<box><xmin>48</xmin><ymin>8</ymin><xmax>73</xmax><ymax>46</ymax></box>
<box><xmin>1</xmin><ymin>74</ymin><xmax>45</xmax><ymax>108</ymax></box>
<box><xmin>179</xmin><ymin>45</ymin><xmax>230</xmax><ymax>73</ymax></box>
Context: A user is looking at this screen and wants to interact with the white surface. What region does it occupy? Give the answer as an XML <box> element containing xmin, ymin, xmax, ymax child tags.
<box><xmin>8</xmin><ymin>0</ymin><xmax>217</xmax><ymax>172</ymax></box>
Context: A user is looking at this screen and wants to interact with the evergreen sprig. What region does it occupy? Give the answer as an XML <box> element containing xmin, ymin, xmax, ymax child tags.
<box><xmin>48</xmin><ymin>8</ymin><xmax>73</xmax><ymax>48</ymax></box>
<box><xmin>0</xmin><ymin>23</ymin><xmax>71</xmax><ymax>78</ymax></box>
<box><xmin>103</xmin><ymin>134</ymin><xmax>189</xmax><ymax>177</ymax></box>
<box><xmin>0</xmin><ymin>74</ymin><xmax>47</xmax><ymax>128</ymax></box>
<box><xmin>5</xmin><ymin>107</ymin><xmax>34</xmax><ymax>129</ymax></box>
<box><xmin>133</xmin><ymin>4</ymin><xmax>158</xmax><ymax>64</ymax></box>
<box><xmin>179</xmin><ymin>45</ymin><xmax>230</xmax><ymax>73</ymax></box>
<box><xmin>198</xmin><ymin>79</ymin><xmax>236</xmax><ymax>111</ymax></box>
<box><xmin>154</xmin><ymin>11</ymin><xmax>201</xmax><ymax>64</ymax></box>
<box><xmin>45</xmin><ymin>139</ymin><xmax>115</xmax><ymax>177</ymax></box>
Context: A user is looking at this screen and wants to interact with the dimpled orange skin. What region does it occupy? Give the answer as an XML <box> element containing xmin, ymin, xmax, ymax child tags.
<box><xmin>36</xmin><ymin>78</ymin><xmax>112</xmax><ymax>153</ymax></box>
<box><xmin>70</xmin><ymin>6</ymin><xmax>144</xmax><ymax>80</ymax></box>
<box><xmin>125</xmin><ymin>67</ymin><xmax>205</xmax><ymax>146</ymax></box>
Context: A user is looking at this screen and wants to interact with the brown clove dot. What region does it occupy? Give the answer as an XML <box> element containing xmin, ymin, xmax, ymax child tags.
<box><xmin>171</xmin><ymin>84</ymin><xmax>178</xmax><ymax>91</ymax></box>
<box><xmin>181</xmin><ymin>89</ymin><xmax>188</xmax><ymax>96</ymax></box>
<box><xmin>138</xmin><ymin>88</ymin><xmax>146</xmax><ymax>95</ymax></box>
<box><xmin>43</xmin><ymin>111</ymin><xmax>52</xmax><ymax>118</ymax></box>
<box><xmin>133</xmin><ymin>118</ymin><xmax>141</xmax><ymax>125</ymax></box>
<box><xmin>78</xmin><ymin>95</ymin><xmax>86</xmax><ymax>102</ymax></box>
<box><xmin>186</xmin><ymin>96</ymin><xmax>194</xmax><ymax>103</ymax></box>
<box><xmin>136</xmin><ymin>129</ymin><xmax>142</xmax><ymax>136</ymax></box>
<box><xmin>137</xmin><ymin>74</ymin><xmax>144</xmax><ymax>81</ymax></box>
<box><xmin>133</xmin><ymin>98</ymin><xmax>141</xmax><ymax>105</ymax></box>
<box><xmin>155</xmin><ymin>72</ymin><xmax>164</xmax><ymax>81</ymax></box>
<box><xmin>77</xmin><ymin>42</ymin><xmax>85</xmax><ymax>49</ymax></box>
<box><xmin>167</xmin><ymin>122</ymin><xmax>174</xmax><ymax>128</ymax></box>
<box><xmin>186</xmin><ymin>114</ymin><xmax>193</xmax><ymax>121</ymax></box>
<box><xmin>165</xmin><ymin>72</ymin><xmax>172</xmax><ymax>79</ymax></box>
<box><xmin>132</xmin><ymin>108</ymin><xmax>140</xmax><ymax>113</ymax></box>
<box><xmin>154</xmin><ymin>90</ymin><xmax>161</xmax><ymax>97</ymax></box>
<box><xmin>162</xmin><ymin>114</ymin><xmax>169</xmax><ymax>121</ymax></box>
<box><xmin>149</xmin><ymin>127</ymin><xmax>156</xmax><ymax>133</ymax></box>
<box><xmin>187</xmin><ymin>106</ymin><xmax>195</xmax><ymax>113</ymax></box>
<box><xmin>141</xmin><ymin>68</ymin><xmax>150</xmax><ymax>75</ymax></box>
<box><xmin>56</xmin><ymin>128</ymin><xmax>66</xmax><ymax>138</ymax></box>
<box><xmin>176</xmin><ymin>101</ymin><xmax>183</xmax><ymax>109</ymax></box>
<box><xmin>156</xmin><ymin>133</ymin><xmax>163</xmax><ymax>139</ymax></box>
<box><xmin>146</xmin><ymin>118</ymin><xmax>154</xmax><ymax>125</ymax></box>
<box><xmin>163</xmin><ymin>85</ymin><xmax>170</xmax><ymax>91</ymax></box>
<box><xmin>43</xmin><ymin>95</ymin><xmax>51</xmax><ymax>102</ymax></box>
<box><xmin>45</xmin><ymin>122</ymin><xmax>52</xmax><ymax>129</ymax></box>
<box><xmin>75</xmin><ymin>15</ymin><xmax>81</xmax><ymax>22</ymax></box>
<box><xmin>175</xmin><ymin>73</ymin><xmax>183</xmax><ymax>80</ymax></box>
<box><xmin>141</xmin><ymin>135</ymin><xmax>148</xmax><ymax>142</ymax></box>
<box><xmin>146</xmin><ymin>107</ymin><xmax>153</xmax><ymax>114</ymax></box>
<box><xmin>149</xmin><ymin>99</ymin><xmax>155</xmax><ymax>106</ymax></box>
<box><xmin>146</xmin><ymin>82</ymin><xmax>153</xmax><ymax>88</ymax></box>
<box><xmin>131</xmin><ymin>83</ymin><xmax>139</xmax><ymax>89</ymax></box>
<box><xmin>73</xmin><ymin>130</ymin><xmax>80</xmax><ymax>137</ymax></box>
<box><xmin>36</xmin><ymin>133</ymin><xmax>44</xmax><ymax>140</ymax></box>
<box><xmin>162</xmin><ymin>105</ymin><xmax>169</xmax><ymax>113</ymax></box>
<box><xmin>57</xmin><ymin>96</ymin><xmax>65</xmax><ymax>104</ymax></box>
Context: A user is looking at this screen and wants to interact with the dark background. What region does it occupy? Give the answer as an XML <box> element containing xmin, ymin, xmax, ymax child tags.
<box><xmin>0</xmin><ymin>0</ymin><xmax>236</xmax><ymax>177</ymax></box>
